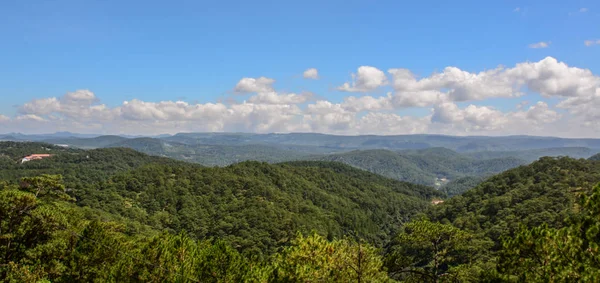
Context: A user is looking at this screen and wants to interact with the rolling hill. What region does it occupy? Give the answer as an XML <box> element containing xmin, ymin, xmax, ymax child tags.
<box><xmin>428</xmin><ymin>156</ymin><xmax>600</xmax><ymax>245</ymax></box>
<box><xmin>0</xmin><ymin>141</ymin><xmax>442</xmax><ymax>254</ymax></box>
<box><xmin>312</xmin><ymin>148</ymin><xmax>527</xmax><ymax>188</ymax></box>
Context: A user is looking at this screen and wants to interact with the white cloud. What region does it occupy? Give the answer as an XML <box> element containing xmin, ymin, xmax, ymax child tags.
<box><xmin>513</xmin><ymin>7</ymin><xmax>520</xmax><ymax>12</ymax></box>
<box><xmin>234</xmin><ymin>77</ymin><xmax>275</xmax><ymax>93</ymax></box>
<box><xmin>120</xmin><ymin>99</ymin><xmax>228</xmax><ymax>121</ymax></box>
<box><xmin>528</xmin><ymin>41</ymin><xmax>550</xmax><ymax>49</ymax></box>
<box><xmin>431</xmin><ymin>101</ymin><xmax>561</xmax><ymax>133</ymax></box>
<box><xmin>15</xmin><ymin>114</ymin><xmax>47</xmax><ymax>122</ymax></box>
<box><xmin>388</xmin><ymin>65</ymin><xmax>518</xmax><ymax>101</ymax></box>
<box><xmin>585</xmin><ymin>39</ymin><xmax>600</xmax><ymax>47</ymax></box>
<box><xmin>247</xmin><ymin>92</ymin><xmax>313</xmax><ymax>105</ymax></box>
<box><xmin>304</xmin><ymin>100</ymin><xmax>355</xmax><ymax>132</ymax></box>
<box><xmin>523</xmin><ymin>101</ymin><xmax>561</xmax><ymax>124</ymax></box>
<box><xmin>337</xmin><ymin>66</ymin><xmax>388</xmax><ymax>92</ymax></box>
<box><xmin>356</xmin><ymin>112</ymin><xmax>430</xmax><ymax>135</ymax></box>
<box><xmin>580</xmin><ymin>8</ymin><xmax>588</xmax><ymax>13</ymax></box>
<box><xmin>506</xmin><ymin>57</ymin><xmax>600</xmax><ymax>98</ymax></box>
<box><xmin>303</xmin><ymin>68</ymin><xmax>319</xmax><ymax>79</ymax></box>
<box><xmin>341</xmin><ymin>94</ymin><xmax>392</xmax><ymax>112</ymax></box>
<box><xmin>4</xmin><ymin>57</ymin><xmax>600</xmax><ymax>137</ymax></box>
<box><xmin>387</xmin><ymin>57</ymin><xmax>600</xmax><ymax>105</ymax></box>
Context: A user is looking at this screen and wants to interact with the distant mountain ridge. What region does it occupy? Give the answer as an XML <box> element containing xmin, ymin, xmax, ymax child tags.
<box><xmin>5</xmin><ymin>133</ymin><xmax>600</xmax><ymax>196</ymax></box>
<box><xmin>4</xmin><ymin>132</ymin><xmax>600</xmax><ymax>151</ymax></box>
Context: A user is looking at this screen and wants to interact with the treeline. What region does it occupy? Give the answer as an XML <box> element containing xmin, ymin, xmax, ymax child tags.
<box><xmin>0</xmin><ymin>176</ymin><xmax>390</xmax><ymax>282</ymax></box>
<box><xmin>5</xmin><ymin>174</ymin><xmax>600</xmax><ymax>282</ymax></box>
<box><xmin>3</xmin><ymin>141</ymin><xmax>600</xmax><ymax>282</ymax></box>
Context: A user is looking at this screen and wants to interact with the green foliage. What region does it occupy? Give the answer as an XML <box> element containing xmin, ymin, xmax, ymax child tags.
<box><xmin>498</xmin><ymin>183</ymin><xmax>600</xmax><ymax>282</ymax></box>
<box><xmin>440</xmin><ymin>175</ymin><xmax>488</xmax><ymax>198</ymax></box>
<box><xmin>313</xmin><ymin>148</ymin><xmax>525</xmax><ymax>187</ymax></box>
<box><xmin>385</xmin><ymin>219</ymin><xmax>493</xmax><ymax>282</ymax></box>
<box><xmin>4</xmin><ymin>141</ymin><xmax>600</xmax><ymax>282</ymax></box>
<box><xmin>0</xmin><ymin>142</ymin><xmax>193</xmax><ymax>185</ymax></box>
<box><xmin>77</xmin><ymin>161</ymin><xmax>439</xmax><ymax>254</ymax></box>
<box><xmin>272</xmin><ymin>232</ymin><xmax>391</xmax><ymax>282</ymax></box>
<box><xmin>428</xmin><ymin>157</ymin><xmax>600</xmax><ymax>246</ymax></box>
<box><xmin>467</xmin><ymin>147</ymin><xmax>600</xmax><ymax>162</ymax></box>
<box><xmin>0</xmin><ymin>176</ymin><xmax>397</xmax><ymax>282</ymax></box>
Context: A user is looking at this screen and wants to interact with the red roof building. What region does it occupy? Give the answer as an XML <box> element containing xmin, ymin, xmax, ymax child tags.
<box><xmin>22</xmin><ymin>154</ymin><xmax>52</xmax><ymax>163</ymax></box>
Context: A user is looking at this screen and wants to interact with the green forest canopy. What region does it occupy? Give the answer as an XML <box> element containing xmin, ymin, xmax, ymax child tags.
<box><xmin>3</xmin><ymin>141</ymin><xmax>600</xmax><ymax>282</ymax></box>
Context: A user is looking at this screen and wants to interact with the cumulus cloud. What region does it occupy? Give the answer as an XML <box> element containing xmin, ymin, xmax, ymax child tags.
<box><xmin>303</xmin><ymin>68</ymin><xmax>319</xmax><ymax>79</ymax></box>
<box><xmin>3</xmin><ymin>56</ymin><xmax>600</xmax><ymax>137</ymax></box>
<box><xmin>585</xmin><ymin>39</ymin><xmax>600</xmax><ymax>47</ymax></box>
<box><xmin>387</xmin><ymin>57</ymin><xmax>600</xmax><ymax>107</ymax></box>
<box><xmin>247</xmin><ymin>92</ymin><xmax>313</xmax><ymax>105</ymax></box>
<box><xmin>528</xmin><ymin>41</ymin><xmax>550</xmax><ymax>49</ymax></box>
<box><xmin>341</xmin><ymin>94</ymin><xmax>393</xmax><ymax>112</ymax></box>
<box><xmin>337</xmin><ymin>66</ymin><xmax>388</xmax><ymax>92</ymax></box>
<box><xmin>388</xmin><ymin>65</ymin><xmax>518</xmax><ymax>101</ymax></box>
<box><xmin>234</xmin><ymin>77</ymin><xmax>275</xmax><ymax>93</ymax></box>
<box><xmin>356</xmin><ymin>113</ymin><xmax>430</xmax><ymax>135</ymax></box>
<box><xmin>15</xmin><ymin>114</ymin><xmax>47</xmax><ymax>122</ymax></box>
<box><xmin>304</xmin><ymin>101</ymin><xmax>355</xmax><ymax>132</ymax></box>
<box><xmin>120</xmin><ymin>100</ymin><xmax>228</xmax><ymax>121</ymax></box>
<box><xmin>431</xmin><ymin>101</ymin><xmax>561</xmax><ymax>133</ymax></box>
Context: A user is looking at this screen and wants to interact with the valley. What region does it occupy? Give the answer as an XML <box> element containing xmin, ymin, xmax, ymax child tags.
<box><xmin>2</xmin><ymin>136</ymin><xmax>600</xmax><ymax>281</ymax></box>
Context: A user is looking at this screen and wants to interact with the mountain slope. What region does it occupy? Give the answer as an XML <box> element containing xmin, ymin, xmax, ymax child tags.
<box><xmin>107</xmin><ymin>138</ymin><xmax>312</xmax><ymax>166</ymax></box>
<box><xmin>42</xmin><ymin>135</ymin><xmax>128</xmax><ymax>149</ymax></box>
<box><xmin>428</xmin><ymin>157</ymin><xmax>600</xmax><ymax>246</ymax></box>
<box><xmin>0</xmin><ymin>142</ymin><xmax>440</xmax><ymax>254</ymax></box>
<box><xmin>312</xmin><ymin>148</ymin><xmax>526</xmax><ymax>187</ymax></box>
<box><xmin>466</xmin><ymin>147</ymin><xmax>600</xmax><ymax>162</ymax></box>
<box><xmin>590</xmin><ymin>153</ymin><xmax>600</xmax><ymax>161</ymax></box>
<box><xmin>77</xmin><ymin>160</ymin><xmax>441</xmax><ymax>253</ymax></box>
<box><xmin>0</xmin><ymin>141</ymin><xmax>191</xmax><ymax>184</ymax></box>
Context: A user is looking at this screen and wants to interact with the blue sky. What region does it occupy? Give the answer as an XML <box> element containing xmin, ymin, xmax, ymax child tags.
<box><xmin>1</xmin><ymin>0</ymin><xmax>599</xmax><ymax>137</ymax></box>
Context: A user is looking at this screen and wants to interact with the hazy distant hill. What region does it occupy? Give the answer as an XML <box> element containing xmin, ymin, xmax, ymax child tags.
<box><xmin>590</xmin><ymin>153</ymin><xmax>600</xmax><ymax>161</ymax></box>
<box><xmin>312</xmin><ymin>148</ymin><xmax>526</xmax><ymax>187</ymax></box>
<box><xmin>106</xmin><ymin>137</ymin><xmax>314</xmax><ymax>166</ymax></box>
<box><xmin>466</xmin><ymin>147</ymin><xmax>600</xmax><ymax>162</ymax></box>
<box><xmin>161</xmin><ymin>133</ymin><xmax>600</xmax><ymax>152</ymax></box>
<box><xmin>14</xmin><ymin>133</ymin><xmax>600</xmax><ymax>194</ymax></box>
<box><xmin>43</xmin><ymin>135</ymin><xmax>128</xmax><ymax>149</ymax></box>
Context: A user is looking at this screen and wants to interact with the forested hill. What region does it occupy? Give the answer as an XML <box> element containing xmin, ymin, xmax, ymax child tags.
<box><xmin>590</xmin><ymin>153</ymin><xmax>600</xmax><ymax>161</ymax></box>
<box><xmin>428</xmin><ymin>157</ymin><xmax>600</xmax><ymax>245</ymax></box>
<box><xmin>0</xmin><ymin>141</ymin><xmax>442</xmax><ymax>254</ymax></box>
<box><xmin>77</xmin><ymin>160</ymin><xmax>442</xmax><ymax>254</ymax></box>
<box><xmin>312</xmin><ymin>148</ymin><xmax>526</xmax><ymax>187</ymax></box>
<box><xmin>0</xmin><ymin>141</ymin><xmax>192</xmax><ymax>183</ymax></box>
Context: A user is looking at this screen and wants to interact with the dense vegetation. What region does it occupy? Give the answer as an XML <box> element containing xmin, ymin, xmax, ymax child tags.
<box><xmin>0</xmin><ymin>142</ymin><xmax>441</xmax><ymax>255</ymax></box>
<box><xmin>428</xmin><ymin>157</ymin><xmax>600</xmax><ymax>245</ymax></box>
<box><xmin>4</xmin><ymin>141</ymin><xmax>600</xmax><ymax>282</ymax></box>
<box><xmin>380</xmin><ymin>157</ymin><xmax>600</xmax><ymax>281</ymax></box>
<box><xmin>439</xmin><ymin>175</ymin><xmax>488</xmax><ymax>197</ymax></box>
<box><xmin>466</xmin><ymin>147</ymin><xmax>600</xmax><ymax>162</ymax></box>
<box><xmin>17</xmin><ymin>135</ymin><xmax>600</xmax><ymax>196</ymax></box>
<box><xmin>313</xmin><ymin>148</ymin><xmax>525</xmax><ymax>188</ymax></box>
<box><xmin>0</xmin><ymin>177</ymin><xmax>393</xmax><ymax>282</ymax></box>
<box><xmin>20</xmin><ymin>132</ymin><xmax>600</xmax><ymax>152</ymax></box>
